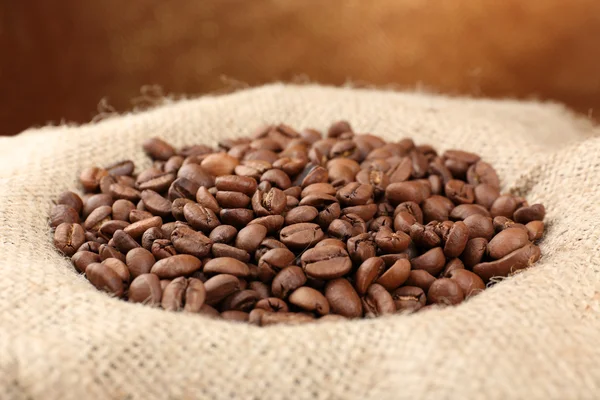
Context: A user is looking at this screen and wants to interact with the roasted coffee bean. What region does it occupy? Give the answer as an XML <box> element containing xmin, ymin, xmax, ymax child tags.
<box><xmin>84</xmin><ymin>206</ymin><xmax>112</xmax><ymax>232</ymax></box>
<box><xmin>450</xmin><ymin>204</ymin><xmax>490</xmax><ymax>220</ymax></box>
<box><xmin>448</xmin><ymin>269</ymin><xmax>486</xmax><ymax>298</ymax></box>
<box><xmin>201</xmin><ymin>153</ymin><xmax>239</xmax><ymax>176</ymax></box>
<box><xmin>445</xmin><ymin>179</ymin><xmax>475</xmax><ymax>204</ymax></box>
<box><xmin>198</xmin><ymin>304</ymin><xmax>221</xmax><ymax>319</ymax></box>
<box><xmin>427</xmin><ymin>278</ymin><xmax>464</xmax><ymax>305</ymax></box>
<box><xmin>195</xmin><ymin>187</ymin><xmax>220</xmax><ymax>214</ymax></box>
<box><xmin>216</xmin><ymin>191</ymin><xmax>251</xmax><ymax>209</ymax></box>
<box><xmin>99</xmin><ymin>244</ymin><xmax>126</xmax><ymax>262</ymax></box>
<box><xmin>109</xmin><ymin>183</ymin><xmax>141</xmax><ymax>202</ymax></box>
<box><xmin>473</xmin><ymin>243</ymin><xmax>541</xmax><ymax>282</ymax></box>
<box><xmin>362</xmin><ymin>283</ymin><xmax>395</xmax><ymax>317</ymax></box>
<box><xmin>487</xmin><ymin>227</ymin><xmax>530</xmax><ymax>259</ymax></box>
<box><xmin>168</xmin><ymin>177</ymin><xmax>200</xmax><ymax>201</ymax></box>
<box><xmin>411</xmin><ymin>247</ymin><xmax>446</xmax><ymax>276</ymax></box>
<box><xmin>220</xmin><ymin>290</ymin><xmax>260</xmax><ymax>312</ymax></box>
<box><xmin>474</xmin><ymin>184</ymin><xmax>500</xmax><ymax>209</ymax></box>
<box><xmin>461</xmin><ymin>238</ymin><xmax>489</xmax><ymax>268</ymax></box>
<box><xmin>50</xmin><ymin>204</ymin><xmax>80</xmax><ymax>228</ymax></box>
<box><xmin>439</xmin><ymin>258</ymin><xmax>465</xmax><ymax>278</ymax></box>
<box><xmin>251</xmin><ymin>188</ymin><xmax>287</xmax><ymax>216</ymax></box>
<box><xmin>288</xmin><ymin>286</ymin><xmax>330</xmax><ymax>315</ymax></box>
<box><xmin>151</xmin><ymin>254</ymin><xmax>202</xmax><ymax>279</ymax></box>
<box><xmin>71</xmin><ymin>251</ymin><xmax>101</xmax><ymax>273</ymax></box>
<box><xmin>327</xmin><ymin>219</ymin><xmax>354</xmax><ymax>241</ymax></box>
<box><xmin>393</xmin><ymin>286</ymin><xmax>426</xmax><ymax>313</ymax></box>
<box><xmin>86</xmin><ymin>262</ymin><xmax>124</xmax><ymax>297</ymax></box>
<box><xmin>215</xmin><ymin>175</ymin><xmax>257</xmax><ymax>196</ymax></box>
<box><xmin>101</xmin><ymin>258</ymin><xmax>131</xmax><ymax>285</ymax></box>
<box><xmin>385</xmin><ymin>181</ymin><xmax>431</xmax><ymax>206</ymax></box>
<box><xmin>80</xmin><ymin>167</ymin><xmax>109</xmax><ymax>192</ymax></box>
<box><xmin>209</xmin><ymin>225</ymin><xmax>238</xmax><ymax>244</ymax></box>
<box><xmin>171</xmin><ymin>225</ymin><xmax>213</xmax><ymax>258</ymax></box>
<box><xmin>248</xmin><ymin>215</ymin><xmax>285</xmax><ymax>233</ymax></box>
<box><xmin>410</xmin><ymin>224</ymin><xmax>441</xmax><ymax>249</ymax></box>
<box><xmin>177</xmin><ymin>163</ymin><xmax>214</xmax><ymax>188</ymax></box>
<box><xmin>219</xmin><ymin>208</ymin><xmax>255</xmax><ymax>227</ymax></box>
<box><xmin>54</xmin><ymin>222</ymin><xmax>86</xmax><ymax>256</ymax></box>
<box><xmin>404</xmin><ymin>270</ymin><xmax>436</xmax><ymax>292</ymax></box>
<box><xmin>126</xmin><ymin>248</ymin><xmax>156</xmax><ymax>278</ymax></box>
<box><xmin>336</xmin><ymin>182</ymin><xmax>373</xmax><ymax>206</ymax></box>
<box><xmin>257</xmin><ymin>248</ymin><xmax>296</xmax><ymax>282</ymax></box>
<box><xmin>490</xmin><ymin>195</ymin><xmax>518</xmax><ymax>218</ymax></box>
<box><xmin>183</xmin><ymin>203</ymin><xmax>220</xmax><ymax>233</ymax></box>
<box><xmin>347</xmin><ymin>233</ymin><xmax>376</xmax><ymax>263</ymax></box>
<box><xmin>375</xmin><ymin>227</ymin><xmax>411</xmax><ymax>253</ymax></box>
<box><xmin>151</xmin><ymin>239</ymin><xmax>177</xmax><ymax>260</ymax></box>
<box><xmin>99</xmin><ymin>219</ymin><xmax>131</xmax><ymax>238</ymax></box>
<box><xmin>370</xmin><ymin>216</ymin><xmax>393</xmax><ymax>231</ymax></box>
<box><xmin>300</xmin><ymin>165</ymin><xmax>329</xmax><ymax>187</ymax></box>
<box><xmin>271</xmin><ymin>266</ymin><xmax>307</xmax><ymax>299</ymax></box>
<box><xmin>112</xmin><ymin>229</ymin><xmax>140</xmax><ymax>253</ymax></box>
<box><xmin>112</xmin><ymin>199</ymin><xmax>136</xmax><ymax>222</ymax></box>
<box><xmin>463</xmin><ymin>214</ymin><xmax>495</xmax><ymax>241</ymax></box>
<box><xmin>323</xmin><ymin>278</ymin><xmax>363</xmax><ymax>318</ymax></box>
<box><xmin>376</xmin><ymin>259</ymin><xmax>411</xmax><ymax>291</ymax></box>
<box><xmin>301</xmin><ymin>246</ymin><xmax>352</xmax><ymax>280</ymax></box>
<box><xmin>443</xmin><ymin>221</ymin><xmax>469</xmax><ymax>258</ymax></box>
<box><xmin>301</xmin><ymin>183</ymin><xmax>336</xmax><ymax>198</ymax></box>
<box><xmin>211</xmin><ymin>244</ymin><xmax>250</xmax><ymax>263</ymax></box>
<box><xmin>466</xmin><ymin>161</ymin><xmax>500</xmax><ymax>190</ymax></box>
<box><xmin>143</xmin><ymin>137</ymin><xmax>175</xmax><ymax>161</ymax></box>
<box><xmin>235</xmin><ymin>224</ymin><xmax>267</xmax><ymax>253</ymax></box>
<box><xmin>340</xmin><ymin>213</ymin><xmax>367</xmax><ymax>236</ymax></box>
<box><xmin>421</xmin><ymin>195</ymin><xmax>454</xmax><ymax>223</ymax></box>
<box><xmin>170</xmin><ymin>198</ymin><xmax>193</xmax><ymax>221</ymax></box>
<box><xmin>316</xmin><ymin>238</ymin><xmax>347</xmax><ymax>250</ymax></box>
<box><xmin>526</xmin><ymin>220</ymin><xmax>545</xmax><ymax>241</ymax></box>
<box><xmin>122</xmin><ymin>216</ymin><xmax>162</xmax><ymax>240</ymax></box>
<box><xmin>285</xmin><ymin>206</ymin><xmax>319</xmax><ymax>225</ymax></box>
<box><xmin>77</xmin><ymin>241</ymin><xmax>102</xmax><ymax>254</ymax></box>
<box><xmin>513</xmin><ymin>204</ymin><xmax>546</xmax><ymax>224</ymax></box>
<box><xmin>129</xmin><ymin>209</ymin><xmax>154</xmax><ymax>223</ymax></box>
<box><xmin>57</xmin><ymin>191</ymin><xmax>84</xmax><ymax>214</ymax></box>
<box><xmin>204</xmin><ymin>274</ymin><xmax>241</xmax><ymax>305</ymax></box>
<box><xmin>142</xmin><ymin>227</ymin><xmax>163</xmax><ymax>250</ymax></box>
<box><xmin>255</xmin><ymin>297</ymin><xmax>289</xmax><ymax>312</ymax></box>
<box><xmin>128</xmin><ymin>273</ymin><xmax>162</xmax><ymax>306</ymax></box>
<box><xmin>354</xmin><ymin>257</ymin><xmax>386</xmax><ymax>295</ymax></box>
<box><xmin>140</xmin><ymin>190</ymin><xmax>172</xmax><ymax>217</ymax></box>
<box><xmin>279</xmin><ymin>223</ymin><xmax>324</xmax><ymax>249</ymax></box>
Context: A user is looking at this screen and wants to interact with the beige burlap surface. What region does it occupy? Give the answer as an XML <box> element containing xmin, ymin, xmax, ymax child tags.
<box><xmin>1</xmin><ymin>84</ymin><xmax>599</xmax><ymax>400</ymax></box>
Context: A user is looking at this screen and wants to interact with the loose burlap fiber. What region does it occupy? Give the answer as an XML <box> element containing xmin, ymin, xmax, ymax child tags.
<box><xmin>1</xmin><ymin>84</ymin><xmax>599</xmax><ymax>400</ymax></box>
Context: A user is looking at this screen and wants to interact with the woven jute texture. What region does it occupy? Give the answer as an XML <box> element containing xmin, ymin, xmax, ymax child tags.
<box><xmin>1</xmin><ymin>84</ymin><xmax>599</xmax><ymax>400</ymax></box>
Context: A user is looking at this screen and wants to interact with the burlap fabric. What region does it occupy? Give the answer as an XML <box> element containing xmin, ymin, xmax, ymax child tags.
<box><xmin>1</xmin><ymin>84</ymin><xmax>599</xmax><ymax>400</ymax></box>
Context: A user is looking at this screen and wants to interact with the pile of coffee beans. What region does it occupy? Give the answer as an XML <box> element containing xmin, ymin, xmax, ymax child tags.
<box><xmin>51</xmin><ymin>121</ymin><xmax>545</xmax><ymax>325</ymax></box>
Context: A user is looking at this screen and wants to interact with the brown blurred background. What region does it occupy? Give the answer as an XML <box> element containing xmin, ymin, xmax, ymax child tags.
<box><xmin>1</xmin><ymin>0</ymin><xmax>600</xmax><ymax>136</ymax></box>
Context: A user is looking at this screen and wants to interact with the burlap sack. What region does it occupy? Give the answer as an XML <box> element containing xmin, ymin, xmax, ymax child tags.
<box><xmin>1</xmin><ymin>84</ymin><xmax>599</xmax><ymax>400</ymax></box>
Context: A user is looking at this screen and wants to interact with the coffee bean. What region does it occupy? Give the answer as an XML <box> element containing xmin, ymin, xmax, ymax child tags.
<box><xmin>80</xmin><ymin>167</ymin><xmax>109</xmax><ymax>192</ymax></box>
<box><xmin>57</xmin><ymin>191</ymin><xmax>84</xmax><ymax>214</ymax></box>
<box><xmin>427</xmin><ymin>278</ymin><xmax>464</xmax><ymax>305</ymax></box>
<box><xmin>151</xmin><ymin>239</ymin><xmax>176</xmax><ymax>260</ymax></box>
<box><xmin>443</xmin><ymin>221</ymin><xmax>469</xmax><ymax>257</ymax></box>
<box><xmin>99</xmin><ymin>244</ymin><xmax>126</xmax><ymax>262</ymax></box>
<box><xmin>513</xmin><ymin>204</ymin><xmax>545</xmax><ymax>224</ymax></box>
<box><xmin>143</xmin><ymin>137</ymin><xmax>175</xmax><ymax>161</ymax></box>
<box><xmin>421</xmin><ymin>195</ymin><xmax>455</xmax><ymax>223</ymax></box>
<box><xmin>375</xmin><ymin>227</ymin><xmax>411</xmax><ymax>253</ymax></box>
<box><xmin>461</xmin><ymin>238</ymin><xmax>489</xmax><ymax>268</ymax></box>
<box><xmin>124</xmin><ymin>216</ymin><xmax>162</xmax><ymax>239</ymax></box>
<box><xmin>526</xmin><ymin>220</ymin><xmax>545</xmax><ymax>241</ymax></box>
<box><xmin>220</xmin><ymin>290</ymin><xmax>260</xmax><ymax>312</ymax></box>
<box><xmin>111</xmin><ymin>199</ymin><xmax>136</xmax><ymax>222</ymax></box>
<box><xmin>126</xmin><ymin>248</ymin><xmax>156</xmax><ymax>278</ymax></box>
<box><xmin>336</xmin><ymin>182</ymin><xmax>373</xmax><ymax>206</ymax></box>
<box><xmin>101</xmin><ymin>258</ymin><xmax>131</xmax><ymax>285</ymax></box>
<box><xmin>463</xmin><ymin>214</ymin><xmax>495</xmax><ymax>240</ymax></box>
<box><xmin>219</xmin><ymin>208</ymin><xmax>255</xmax><ymax>227</ymax></box>
<box><xmin>316</xmin><ymin>238</ymin><xmax>347</xmax><ymax>250</ymax></box>
<box><xmin>86</xmin><ymin>262</ymin><xmax>124</xmax><ymax>297</ymax></box>
<box><xmin>362</xmin><ymin>283</ymin><xmax>395</xmax><ymax>317</ymax></box>
<box><xmin>50</xmin><ymin>204</ymin><xmax>80</xmax><ymax>228</ymax></box>
<box><xmin>211</xmin><ymin>244</ymin><xmax>251</xmax><ymax>263</ymax></box>
<box><xmin>354</xmin><ymin>257</ymin><xmax>386</xmax><ymax>295</ymax></box>
<box><xmin>140</xmin><ymin>190</ymin><xmax>172</xmax><ymax>217</ymax></box>
<box><xmin>209</xmin><ymin>225</ymin><xmax>238</xmax><ymax>244</ymax></box>
<box><xmin>168</xmin><ymin>177</ymin><xmax>200</xmax><ymax>201</ymax></box>
<box><xmin>323</xmin><ymin>278</ymin><xmax>363</xmax><ymax>318</ymax></box>
<box><xmin>248</xmin><ymin>215</ymin><xmax>285</xmax><ymax>233</ymax></box>
<box><xmin>450</xmin><ymin>204</ymin><xmax>490</xmax><ymax>220</ymax></box>
<box><xmin>129</xmin><ymin>209</ymin><xmax>154</xmax><ymax>223</ymax></box>
<box><xmin>84</xmin><ymin>206</ymin><xmax>112</xmax><ymax>232</ymax></box>
<box><xmin>439</xmin><ymin>258</ymin><xmax>465</xmax><ymax>278</ymax></box>
<box><xmin>474</xmin><ymin>184</ymin><xmax>500</xmax><ymax>209</ymax></box>
<box><xmin>490</xmin><ymin>195</ymin><xmax>518</xmax><ymax>218</ymax></box>
<box><xmin>376</xmin><ymin>259</ymin><xmax>411</xmax><ymax>291</ymax></box>
<box><xmin>473</xmin><ymin>243</ymin><xmax>541</xmax><ymax>282</ymax></box>
<box><xmin>200</xmin><ymin>153</ymin><xmax>239</xmax><ymax>176</ymax></box>
<box><xmin>271</xmin><ymin>266</ymin><xmax>307</xmax><ymax>299</ymax></box>
<box><xmin>215</xmin><ymin>175</ymin><xmax>257</xmax><ymax>196</ymax></box>
<box><xmin>199</xmin><ymin>304</ymin><xmax>221</xmax><ymax>319</ymax></box>
<box><xmin>171</xmin><ymin>225</ymin><xmax>213</xmax><ymax>258</ymax></box>
<box><xmin>151</xmin><ymin>254</ymin><xmax>202</xmax><ymax>279</ymax></box>
<box><xmin>410</xmin><ymin>223</ymin><xmax>441</xmax><ymax>249</ymax></box>
<box><xmin>391</xmin><ymin>287</ymin><xmax>425</xmax><ymax>315</ymax></box>
<box><xmin>216</xmin><ymin>191</ymin><xmax>251</xmax><ymax>209</ymax></box>
<box><xmin>128</xmin><ymin>273</ymin><xmax>162</xmax><ymax>306</ymax></box>
<box><xmin>404</xmin><ymin>270</ymin><xmax>436</xmax><ymax>292</ymax></box>
<box><xmin>255</xmin><ymin>297</ymin><xmax>289</xmax><ymax>312</ymax></box>
<box><xmin>280</xmin><ymin>223</ymin><xmax>324</xmax><ymax>249</ymax></box>
<box><xmin>466</xmin><ymin>161</ymin><xmax>500</xmax><ymax>190</ymax></box>
<box><xmin>448</xmin><ymin>269</ymin><xmax>486</xmax><ymax>298</ymax></box>
<box><xmin>54</xmin><ymin>222</ymin><xmax>86</xmax><ymax>256</ymax></box>
<box><xmin>71</xmin><ymin>251</ymin><xmax>101</xmax><ymax>273</ymax></box>
<box><xmin>183</xmin><ymin>203</ymin><xmax>220</xmax><ymax>233</ymax></box>
<box><xmin>301</xmin><ymin>246</ymin><xmax>352</xmax><ymax>280</ymax></box>
<box><xmin>443</xmin><ymin>149</ymin><xmax>480</xmax><ymax>165</ymax></box>
<box><xmin>487</xmin><ymin>227</ymin><xmax>530</xmax><ymax>259</ymax></box>
<box><xmin>385</xmin><ymin>181</ymin><xmax>431</xmax><ymax>206</ymax></box>
<box><xmin>109</xmin><ymin>183</ymin><xmax>141</xmax><ymax>202</ymax></box>
<box><xmin>251</xmin><ymin>188</ymin><xmax>287</xmax><ymax>216</ymax></box>
<box><xmin>204</xmin><ymin>274</ymin><xmax>241</xmax><ymax>305</ymax></box>
<box><xmin>347</xmin><ymin>233</ymin><xmax>376</xmax><ymax>263</ymax></box>
<box><xmin>410</xmin><ymin>247</ymin><xmax>446</xmax><ymax>276</ymax></box>
<box><xmin>288</xmin><ymin>286</ymin><xmax>330</xmax><ymax>316</ymax></box>
<box><xmin>112</xmin><ymin>229</ymin><xmax>140</xmax><ymax>253</ymax></box>
<box><xmin>177</xmin><ymin>163</ymin><xmax>214</xmax><ymax>188</ymax></box>
<box><xmin>142</xmin><ymin>227</ymin><xmax>163</xmax><ymax>250</ymax></box>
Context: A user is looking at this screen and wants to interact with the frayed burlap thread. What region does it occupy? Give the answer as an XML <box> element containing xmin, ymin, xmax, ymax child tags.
<box><xmin>1</xmin><ymin>84</ymin><xmax>599</xmax><ymax>400</ymax></box>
